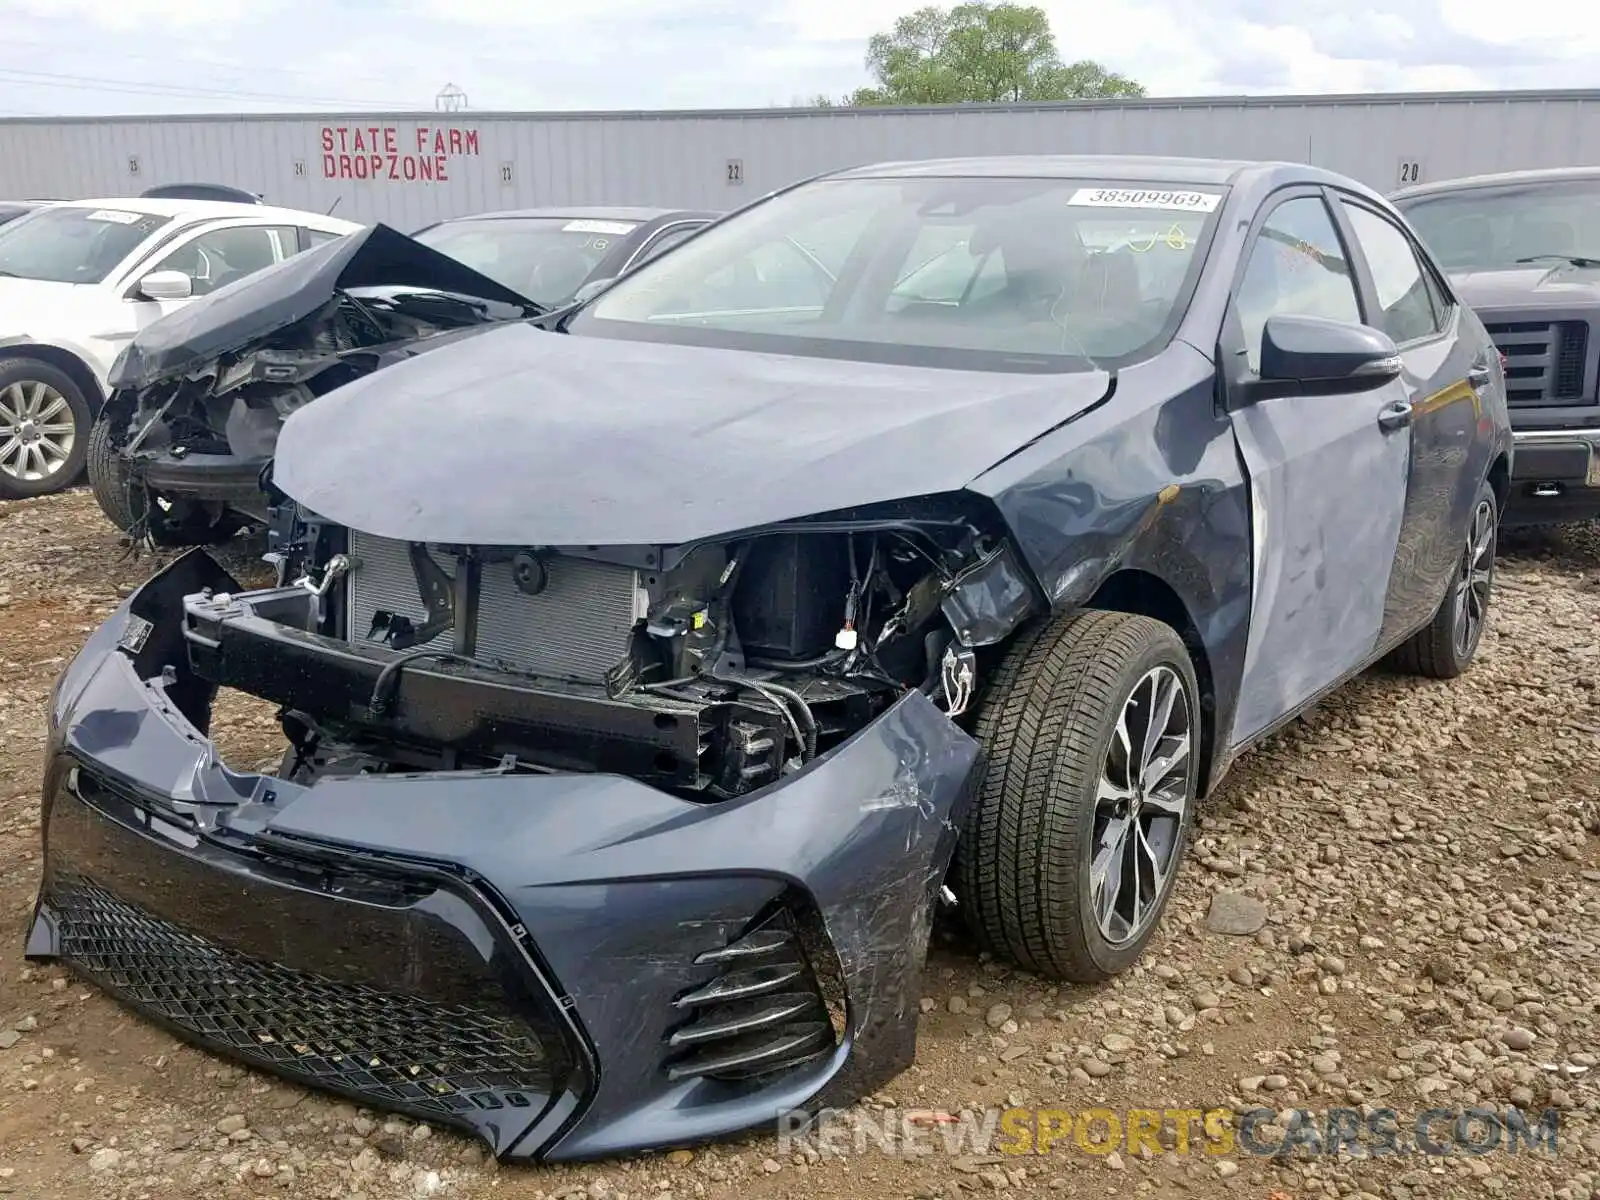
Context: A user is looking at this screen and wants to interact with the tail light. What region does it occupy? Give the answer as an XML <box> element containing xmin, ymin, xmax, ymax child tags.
<box><xmin>1498</xmin><ymin>350</ymin><xmax>1507</xmax><ymax>373</ymax></box>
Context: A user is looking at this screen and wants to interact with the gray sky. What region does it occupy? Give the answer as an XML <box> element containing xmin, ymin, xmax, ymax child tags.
<box><xmin>0</xmin><ymin>0</ymin><xmax>1591</xmax><ymax>117</ymax></box>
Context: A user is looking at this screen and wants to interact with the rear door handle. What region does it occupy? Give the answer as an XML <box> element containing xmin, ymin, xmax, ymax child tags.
<box><xmin>1467</xmin><ymin>365</ymin><xmax>1492</xmax><ymax>387</ymax></box>
<box><xmin>1377</xmin><ymin>400</ymin><xmax>1413</xmax><ymax>433</ymax></box>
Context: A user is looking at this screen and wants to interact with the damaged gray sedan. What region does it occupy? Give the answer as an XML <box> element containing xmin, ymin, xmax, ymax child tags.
<box><xmin>31</xmin><ymin>156</ymin><xmax>1511</xmax><ymax>1162</ymax></box>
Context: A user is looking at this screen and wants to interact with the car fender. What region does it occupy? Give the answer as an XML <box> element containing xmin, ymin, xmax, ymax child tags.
<box><xmin>0</xmin><ymin>334</ymin><xmax>114</xmax><ymax>411</ymax></box>
<box><xmin>967</xmin><ymin>342</ymin><xmax>1254</xmax><ymax>792</ymax></box>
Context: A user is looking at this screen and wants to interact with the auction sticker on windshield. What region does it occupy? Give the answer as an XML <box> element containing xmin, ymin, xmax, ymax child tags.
<box><xmin>564</xmin><ymin>219</ymin><xmax>637</xmax><ymax>235</ymax></box>
<box><xmin>1069</xmin><ymin>188</ymin><xmax>1221</xmax><ymax>212</ymax></box>
<box><xmin>86</xmin><ymin>209</ymin><xmax>144</xmax><ymax>224</ymax></box>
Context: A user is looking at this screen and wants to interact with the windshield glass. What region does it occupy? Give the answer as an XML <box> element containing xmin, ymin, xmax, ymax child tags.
<box><xmin>571</xmin><ymin>177</ymin><xmax>1223</xmax><ymax>371</ymax></box>
<box><xmin>413</xmin><ymin>216</ymin><xmax>637</xmax><ymax>307</ymax></box>
<box><xmin>1395</xmin><ymin>179</ymin><xmax>1600</xmax><ymax>272</ymax></box>
<box><xmin>0</xmin><ymin>205</ymin><xmax>171</xmax><ymax>284</ymax></box>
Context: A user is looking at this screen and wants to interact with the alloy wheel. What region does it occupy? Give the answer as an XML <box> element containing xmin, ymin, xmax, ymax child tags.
<box><xmin>1453</xmin><ymin>498</ymin><xmax>1495</xmax><ymax>658</ymax></box>
<box><xmin>1089</xmin><ymin>664</ymin><xmax>1193</xmax><ymax>946</ymax></box>
<box><xmin>0</xmin><ymin>380</ymin><xmax>76</xmax><ymax>484</ymax></box>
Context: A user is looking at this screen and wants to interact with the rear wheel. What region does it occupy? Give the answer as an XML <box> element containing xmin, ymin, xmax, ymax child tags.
<box><xmin>0</xmin><ymin>358</ymin><xmax>93</xmax><ymax>499</ymax></box>
<box><xmin>1387</xmin><ymin>479</ymin><xmax>1497</xmax><ymax>680</ymax></box>
<box><xmin>957</xmin><ymin>609</ymin><xmax>1199</xmax><ymax>982</ymax></box>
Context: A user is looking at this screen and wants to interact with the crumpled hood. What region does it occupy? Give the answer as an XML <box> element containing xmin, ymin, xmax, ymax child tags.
<box><xmin>1449</xmin><ymin>264</ymin><xmax>1600</xmax><ymax>310</ymax></box>
<box><xmin>274</xmin><ymin>323</ymin><xmax>1113</xmax><ymax>547</ymax></box>
<box><xmin>107</xmin><ymin>223</ymin><xmax>542</xmax><ymax>391</ymax></box>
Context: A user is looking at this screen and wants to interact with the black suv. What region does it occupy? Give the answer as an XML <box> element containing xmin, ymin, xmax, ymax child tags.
<box><xmin>1394</xmin><ymin>167</ymin><xmax>1600</xmax><ymax>527</ymax></box>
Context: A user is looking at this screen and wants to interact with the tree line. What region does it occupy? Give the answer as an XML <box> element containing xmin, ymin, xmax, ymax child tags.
<box><xmin>809</xmin><ymin>2</ymin><xmax>1145</xmax><ymax>108</ymax></box>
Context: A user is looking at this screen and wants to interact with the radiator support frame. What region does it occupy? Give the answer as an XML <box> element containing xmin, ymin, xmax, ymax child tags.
<box><xmin>182</xmin><ymin>584</ymin><xmax>788</xmax><ymax>794</ymax></box>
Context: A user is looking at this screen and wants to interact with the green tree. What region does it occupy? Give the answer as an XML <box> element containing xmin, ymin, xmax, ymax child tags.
<box><xmin>847</xmin><ymin>2</ymin><xmax>1144</xmax><ymax>106</ymax></box>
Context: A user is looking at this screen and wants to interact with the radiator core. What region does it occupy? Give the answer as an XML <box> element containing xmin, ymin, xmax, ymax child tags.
<box><xmin>344</xmin><ymin>531</ymin><xmax>645</xmax><ymax>684</ymax></box>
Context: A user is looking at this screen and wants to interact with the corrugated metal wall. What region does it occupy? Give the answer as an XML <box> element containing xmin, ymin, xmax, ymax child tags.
<box><xmin>1</xmin><ymin>89</ymin><xmax>1598</xmax><ymax>229</ymax></box>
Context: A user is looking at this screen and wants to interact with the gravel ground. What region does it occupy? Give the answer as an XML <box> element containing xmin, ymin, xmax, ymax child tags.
<box><xmin>0</xmin><ymin>488</ymin><xmax>1596</xmax><ymax>1200</ymax></box>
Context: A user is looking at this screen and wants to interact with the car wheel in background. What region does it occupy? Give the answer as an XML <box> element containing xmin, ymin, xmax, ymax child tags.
<box><xmin>0</xmin><ymin>357</ymin><xmax>92</xmax><ymax>499</ymax></box>
<box><xmin>1386</xmin><ymin>479</ymin><xmax>1497</xmax><ymax>680</ymax></box>
<box><xmin>957</xmin><ymin>609</ymin><xmax>1200</xmax><ymax>982</ymax></box>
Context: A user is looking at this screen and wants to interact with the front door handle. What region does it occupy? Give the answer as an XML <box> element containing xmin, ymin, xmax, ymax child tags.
<box><xmin>1377</xmin><ymin>400</ymin><xmax>1413</xmax><ymax>433</ymax></box>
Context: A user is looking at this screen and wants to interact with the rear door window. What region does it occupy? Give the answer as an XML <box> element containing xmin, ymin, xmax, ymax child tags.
<box><xmin>1341</xmin><ymin>203</ymin><xmax>1445</xmax><ymax>345</ymax></box>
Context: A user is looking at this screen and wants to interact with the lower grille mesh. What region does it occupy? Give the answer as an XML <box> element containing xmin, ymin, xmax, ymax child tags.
<box><xmin>51</xmin><ymin>873</ymin><xmax>552</xmax><ymax>1118</ymax></box>
<box><xmin>345</xmin><ymin>531</ymin><xmax>643</xmax><ymax>684</ymax></box>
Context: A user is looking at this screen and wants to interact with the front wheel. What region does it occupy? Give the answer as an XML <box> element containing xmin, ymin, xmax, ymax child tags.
<box><xmin>956</xmin><ymin>609</ymin><xmax>1200</xmax><ymax>982</ymax></box>
<box><xmin>1387</xmin><ymin>479</ymin><xmax>1497</xmax><ymax>680</ymax></box>
<box><xmin>86</xmin><ymin>411</ymin><xmax>143</xmax><ymax>532</ymax></box>
<box><xmin>0</xmin><ymin>357</ymin><xmax>93</xmax><ymax>499</ymax></box>
<box><xmin>86</xmin><ymin>410</ymin><xmax>249</xmax><ymax>547</ymax></box>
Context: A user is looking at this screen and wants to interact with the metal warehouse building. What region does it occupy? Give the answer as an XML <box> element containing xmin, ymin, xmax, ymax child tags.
<box><xmin>1</xmin><ymin>87</ymin><xmax>1598</xmax><ymax>229</ymax></box>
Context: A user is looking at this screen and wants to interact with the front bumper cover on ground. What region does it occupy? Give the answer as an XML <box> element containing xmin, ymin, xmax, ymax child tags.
<box><xmin>27</xmin><ymin>550</ymin><xmax>980</xmax><ymax>1162</ymax></box>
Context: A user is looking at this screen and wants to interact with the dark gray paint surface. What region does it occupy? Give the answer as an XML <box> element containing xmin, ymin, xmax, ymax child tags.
<box><xmin>1227</xmin><ymin>383</ymin><xmax>1410</xmax><ymax>743</ymax></box>
<box><xmin>33</xmin><ymin>555</ymin><xmax>978</xmax><ymax>1161</ymax></box>
<box><xmin>274</xmin><ymin>323</ymin><xmax>1114</xmax><ymax>547</ymax></box>
<box><xmin>1447</xmin><ymin>266</ymin><xmax>1600</xmax><ymax>310</ymax></box>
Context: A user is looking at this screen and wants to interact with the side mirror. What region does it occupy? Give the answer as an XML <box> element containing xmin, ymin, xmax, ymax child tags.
<box><xmin>1251</xmin><ymin>314</ymin><xmax>1401</xmax><ymax>401</ymax></box>
<box><xmin>571</xmin><ymin>276</ymin><xmax>615</xmax><ymax>305</ymax></box>
<box><xmin>136</xmin><ymin>269</ymin><xmax>193</xmax><ymax>301</ymax></box>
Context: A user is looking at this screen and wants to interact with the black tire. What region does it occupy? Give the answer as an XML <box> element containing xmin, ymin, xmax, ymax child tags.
<box><xmin>1387</xmin><ymin>479</ymin><xmax>1497</xmax><ymax>680</ymax></box>
<box><xmin>956</xmin><ymin>609</ymin><xmax>1200</xmax><ymax>982</ymax></box>
<box><xmin>86</xmin><ymin>411</ymin><xmax>143</xmax><ymax>532</ymax></box>
<box><xmin>85</xmin><ymin>409</ymin><xmax>247</xmax><ymax>547</ymax></box>
<box><xmin>0</xmin><ymin>357</ymin><xmax>94</xmax><ymax>499</ymax></box>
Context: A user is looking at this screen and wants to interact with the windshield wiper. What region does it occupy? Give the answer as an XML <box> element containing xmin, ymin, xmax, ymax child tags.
<box><xmin>1514</xmin><ymin>253</ymin><xmax>1600</xmax><ymax>268</ymax></box>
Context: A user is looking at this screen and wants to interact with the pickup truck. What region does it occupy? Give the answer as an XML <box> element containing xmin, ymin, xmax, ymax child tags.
<box><xmin>1394</xmin><ymin>166</ymin><xmax>1600</xmax><ymax>527</ymax></box>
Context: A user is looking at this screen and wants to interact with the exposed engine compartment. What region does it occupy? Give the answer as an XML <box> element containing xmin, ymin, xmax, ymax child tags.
<box><xmin>114</xmin><ymin>288</ymin><xmax>522</xmax><ymax>495</ymax></box>
<box><xmin>179</xmin><ymin>498</ymin><xmax>1041</xmax><ymax>800</ymax></box>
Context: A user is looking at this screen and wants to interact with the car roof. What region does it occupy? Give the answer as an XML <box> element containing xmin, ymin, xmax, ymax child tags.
<box><xmin>1391</xmin><ymin>165</ymin><xmax>1600</xmax><ymax>201</ymax></box>
<box><xmin>437</xmin><ymin>206</ymin><xmax>715</xmax><ymax>223</ymax></box>
<box><xmin>53</xmin><ymin>196</ymin><xmax>358</xmax><ymax>226</ymax></box>
<box><xmin>834</xmin><ymin>155</ymin><xmax>1260</xmax><ymax>185</ymax></box>
<box><xmin>826</xmin><ymin>154</ymin><xmax>1391</xmax><ymax>211</ymax></box>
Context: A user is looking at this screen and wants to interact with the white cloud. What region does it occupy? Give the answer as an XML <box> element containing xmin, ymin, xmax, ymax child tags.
<box><xmin>777</xmin><ymin>0</ymin><xmax>917</xmax><ymax>43</ymax></box>
<box><xmin>419</xmin><ymin>0</ymin><xmax>675</xmax><ymax>25</ymax></box>
<box><xmin>1442</xmin><ymin>0</ymin><xmax>1600</xmax><ymax>56</ymax></box>
<box><xmin>0</xmin><ymin>0</ymin><xmax>1587</xmax><ymax>118</ymax></box>
<box><xmin>6</xmin><ymin>0</ymin><xmax>259</xmax><ymax>28</ymax></box>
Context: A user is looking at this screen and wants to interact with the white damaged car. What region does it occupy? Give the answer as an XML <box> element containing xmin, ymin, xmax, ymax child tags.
<box><xmin>0</xmin><ymin>196</ymin><xmax>359</xmax><ymax>499</ymax></box>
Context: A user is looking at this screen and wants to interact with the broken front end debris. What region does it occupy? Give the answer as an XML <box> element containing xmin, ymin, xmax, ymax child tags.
<box><xmin>27</xmin><ymin>495</ymin><xmax>1051</xmax><ymax>1159</ymax></box>
<box><xmin>93</xmin><ymin>224</ymin><xmax>542</xmax><ymax>536</ymax></box>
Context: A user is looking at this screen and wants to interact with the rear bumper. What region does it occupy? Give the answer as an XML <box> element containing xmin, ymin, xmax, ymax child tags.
<box><xmin>29</xmin><ymin>550</ymin><xmax>979</xmax><ymax>1162</ymax></box>
<box><xmin>1505</xmin><ymin>428</ymin><xmax>1600</xmax><ymax>525</ymax></box>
